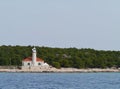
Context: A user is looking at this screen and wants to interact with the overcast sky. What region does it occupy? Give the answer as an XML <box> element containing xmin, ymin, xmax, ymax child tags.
<box><xmin>0</xmin><ymin>0</ymin><xmax>120</xmax><ymax>50</ymax></box>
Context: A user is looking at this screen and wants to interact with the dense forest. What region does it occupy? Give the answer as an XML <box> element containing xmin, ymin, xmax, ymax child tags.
<box><xmin>0</xmin><ymin>45</ymin><xmax>120</xmax><ymax>69</ymax></box>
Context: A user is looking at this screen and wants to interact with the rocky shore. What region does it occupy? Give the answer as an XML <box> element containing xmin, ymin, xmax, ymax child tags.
<box><xmin>0</xmin><ymin>68</ymin><xmax>120</xmax><ymax>73</ymax></box>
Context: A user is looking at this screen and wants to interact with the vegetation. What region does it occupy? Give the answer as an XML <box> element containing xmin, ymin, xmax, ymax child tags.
<box><xmin>0</xmin><ymin>45</ymin><xmax>120</xmax><ymax>69</ymax></box>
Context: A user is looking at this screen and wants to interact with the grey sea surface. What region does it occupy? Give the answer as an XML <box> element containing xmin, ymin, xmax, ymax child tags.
<box><xmin>0</xmin><ymin>72</ymin><xmax>120</xmax><ymax>89</ymax></box>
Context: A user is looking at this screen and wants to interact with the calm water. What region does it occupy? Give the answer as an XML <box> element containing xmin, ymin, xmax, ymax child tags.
<box><xmin>0</xmin><ymin>72</ymin><xmax>120</xmax><ymax>89</ymax></box>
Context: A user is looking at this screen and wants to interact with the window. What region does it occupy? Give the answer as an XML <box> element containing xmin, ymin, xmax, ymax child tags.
<box><xmin>38</xmin><ymin>63</ymin><xmax>41</xmax><ymax>65</ymax></box>
<box><xmin>28</xmin><ymin>63</ymin><xmax>30</xmax><ymax>65</ymax></box>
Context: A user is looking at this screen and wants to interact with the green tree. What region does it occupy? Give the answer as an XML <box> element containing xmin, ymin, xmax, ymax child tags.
<box><xmin>52</xmin><ymin>62</ymin><xmax>61</xmax><ymax>69</ymax></box>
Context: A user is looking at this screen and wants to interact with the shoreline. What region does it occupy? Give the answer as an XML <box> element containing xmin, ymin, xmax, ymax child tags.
<box><xmin>0</xmin><ymin>68</ymin><xmax>120</xmax><ymax>73</ymax></box>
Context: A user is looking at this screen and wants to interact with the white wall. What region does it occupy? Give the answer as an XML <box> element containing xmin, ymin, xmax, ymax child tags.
<box><xmin>22</xmin><ymin>61</ymin><xmax>46</xmax><ymax>67</ymax></box>
<box><xmin>22</xmin><ymin>61</ymin><xmax>32</xmax><ymax>66</ymax></box>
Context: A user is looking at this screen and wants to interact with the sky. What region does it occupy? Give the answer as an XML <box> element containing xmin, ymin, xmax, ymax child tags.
<box><xmin>0</xmin><ymin>0</ymin><xmax>120</xmax><ymax>50</ymax></box>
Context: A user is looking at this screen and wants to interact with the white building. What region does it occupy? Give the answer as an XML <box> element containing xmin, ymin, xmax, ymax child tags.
<box><xmin>22</xmin><ymin>47</ymin><xmax>49</xmax><ymax>69</ymax></box>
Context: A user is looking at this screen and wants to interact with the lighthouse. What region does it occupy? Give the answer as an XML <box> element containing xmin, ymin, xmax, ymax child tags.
<box><xmin>22</xmin><ymin>47</ymin><xmax>49</xmax><ymax>69</ymax></box>
<box><xmin>32</xmin><ymin>47</ymin><xmax>37</xmax><ymax>66</ymax></box>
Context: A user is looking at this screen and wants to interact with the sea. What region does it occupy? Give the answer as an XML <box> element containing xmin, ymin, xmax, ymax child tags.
<box><xmin>0</xmin><ymin>72</ymin><xmax>120</xmax><ymax>89</ymax></box>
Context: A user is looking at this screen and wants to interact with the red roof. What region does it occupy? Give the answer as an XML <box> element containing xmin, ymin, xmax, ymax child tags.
<box><xmin>23</xmin><ymin>57</ymin><xmax>44</xmax><ymax>62</ymax></box>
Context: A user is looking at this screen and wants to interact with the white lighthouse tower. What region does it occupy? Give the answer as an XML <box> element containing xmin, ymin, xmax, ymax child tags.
<box><xmin>32</xmin><ymin>47</ymin><xmax>37</xmax><ymax>66</ymax></box>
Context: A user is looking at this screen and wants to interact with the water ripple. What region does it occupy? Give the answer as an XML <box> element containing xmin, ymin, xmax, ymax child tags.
<box><xmin>0</xmin><ymin>73</ymin><xmax>120</xmax><ymax>89</ymax></box>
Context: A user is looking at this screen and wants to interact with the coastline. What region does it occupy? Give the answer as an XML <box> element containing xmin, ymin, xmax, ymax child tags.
<box><xmin>0</xmin><ymin>68</ymin><xmax>120</xmax><ymax>73</ymax></box>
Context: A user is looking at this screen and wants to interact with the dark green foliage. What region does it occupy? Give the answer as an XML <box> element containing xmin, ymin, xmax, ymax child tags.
<box><xmin>0</xmin><ymin>45</ymin><xmax>120</xmax><ymax>68</ymax></box>
<box><xmin>52</xmin><ymin>62</ymin><xmax>61</xmax><ymax>69</ymax></box>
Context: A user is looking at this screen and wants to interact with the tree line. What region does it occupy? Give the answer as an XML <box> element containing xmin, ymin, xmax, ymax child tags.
<box><xmin>0</xmin><ymin>45</ymin><xmax>120</xmax><ymax>69</ymax></box>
